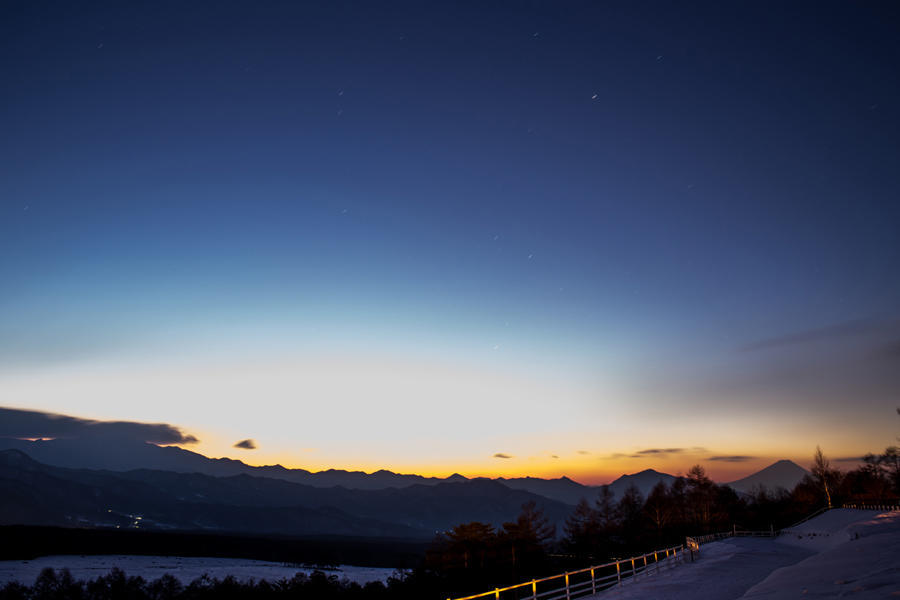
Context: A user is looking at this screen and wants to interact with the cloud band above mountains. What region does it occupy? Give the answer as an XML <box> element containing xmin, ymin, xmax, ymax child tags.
<box><xmin>0</xmin><ymin>406</ymin><xmax>198</xmax><ymax>444</ymax></box>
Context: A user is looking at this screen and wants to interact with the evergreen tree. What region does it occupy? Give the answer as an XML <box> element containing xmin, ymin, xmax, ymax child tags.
<box><xmin>595</xmin><ymin>484</ymin><xmax>618</xmax><ymax>531</ymax></box>
<box><xmin>446</xmin><ymin>522</ymin><xmax>496</xmax><ymax>570</ymax></box>
<box><xmin>563</xmin><ymin>498</ymin><xmax>601</xmax><ymax>554</ymax></box>
<box><xmin>500</xmin><ymin>501</ymin><xmax>554</xmax><ymax>576</ymax></box>
<box><xmin>643</xmin><ymin>481</ymin><xmax>672</xmax><ymax>540</ymax></box>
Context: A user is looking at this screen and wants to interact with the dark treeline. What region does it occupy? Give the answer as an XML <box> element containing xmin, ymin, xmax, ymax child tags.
<box><xmin>0</xmin><ymin>568</ymin><xmax>422</xmax><ymax>600</ymax></box>
<box><xmin>425</xmin><ymin>466</ymin><xmax>756</xmax><ymax>598</ymax></box>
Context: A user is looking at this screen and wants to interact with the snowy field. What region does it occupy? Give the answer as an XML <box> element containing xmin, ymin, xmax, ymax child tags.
<box><xmin>0</xmin><ymin>555</ymin><xmax>399</xmax><ymax>586</ymax></box>
<box><xmin>594</xmin><ymin>509</ymin><xmax>900</xmax><ymax>600</ymax></box>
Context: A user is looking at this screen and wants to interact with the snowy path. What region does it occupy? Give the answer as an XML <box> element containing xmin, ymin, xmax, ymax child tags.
<box><xmin>591</xmin><ymin>509</ymin><xmax>900</xmax><ymax>600</ymax></box>
<box><xmin>593</xmin><ymin>538</ymin><xmax>812</xmax><ymax>600</ymax></box>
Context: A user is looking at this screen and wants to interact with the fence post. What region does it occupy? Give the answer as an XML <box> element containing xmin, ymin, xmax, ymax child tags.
<box><xmin>643</xmin><ymin>555</ymin><xmax>647</xmax><ymax>573</ymax></box>
<box><xmin>565</xmin><ymin>572</ymin><xmax>570</xmax><ymax>600</ymax></box>
<box><xmin>654</xmin><ymin>551</ymin><xmax>659</xmax><ymax>573</ymax></box>
<box><xmin>590</xmin><ymin>568</ymin><xmax>596</xmax><ymax>595</ymax></box>
<box><xmin>631</xmin><ymin>558</ymin><xmax>636</xmax><ymax>580</ymax></box>
<box><xmin>531</xmin><ymin>580</ymin><xmax>537</xmax><ymax>600</ymax></box>
<box><xmin>494</xmin><ymin>588</ymin><xmax>499</xmax><ymax>600</ymax></box>
<box><xmin>616</xmin><ymin>561</ymin><xmax>621</xmax><ymax>585</ymax></box>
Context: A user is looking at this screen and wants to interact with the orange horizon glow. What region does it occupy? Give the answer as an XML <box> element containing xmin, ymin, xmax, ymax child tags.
<box><xmin>171</xmin><ymin>441</ymin><xmax>832</xmax><ymax>486</ymax></box>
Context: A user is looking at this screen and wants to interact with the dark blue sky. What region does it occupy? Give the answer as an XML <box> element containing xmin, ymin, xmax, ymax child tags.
<box><xmin>1</xmin><ymin>1</ymin><xmax>899</xmax><ymax>478</ymax></box>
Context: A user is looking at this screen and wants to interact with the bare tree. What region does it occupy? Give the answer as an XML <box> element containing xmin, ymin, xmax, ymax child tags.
<box><xmin>811</xmin><ymin>446</ymin><xmax>839</xmax><ymax>508</ymax></box>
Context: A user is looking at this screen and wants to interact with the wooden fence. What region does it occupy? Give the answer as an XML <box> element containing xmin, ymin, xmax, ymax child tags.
<box><xmin>448</xmin><ymin>544</ymin><xmax>685</xmax><ymax>600</ymax></box>
<box><xmin>449</xmin><ymin>504</ymin><xmax>898</xmax><ymax>600</ymax></box>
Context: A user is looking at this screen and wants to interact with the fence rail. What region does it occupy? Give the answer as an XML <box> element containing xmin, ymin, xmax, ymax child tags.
<box><xmin>842</xmin><ymin>503</ymin><xmax>900</xmax><ymax>511</ymax></box>
<box><xmin>448</xmin><ymin>544</ymin><xmax>685</xmax><ymax>600</ymax></box>
<box><xmin>685</xmin><ymin>528</ymin><xmax>776</xmax><ymax>554</ymax></box>
<box><xmin>449</xmin><ymin>505</ymin><xmax>898</xmax><ymax>600</ymax></box>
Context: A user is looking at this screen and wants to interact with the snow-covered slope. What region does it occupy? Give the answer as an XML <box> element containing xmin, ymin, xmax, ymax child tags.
<box><xmin>744</xmin><ymin>510</ymin><xmax>900</xmax><ymax>598</ymax></box>
<box><xmin>776</xmin><ymin>507</ymin><xmax>881</xmax><ymax>551</ymax></box>
<box><xmin>593</xmin><ymin>508</ymin><xmax>900</xmax><ymax>600</ymax></box>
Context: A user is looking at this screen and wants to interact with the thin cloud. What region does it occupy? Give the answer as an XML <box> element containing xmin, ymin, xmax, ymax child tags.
<box><xmin>551</xmin><ymin>455</ymin><xmax>559</xmax><ymax>459</ymax></box>
<box><xmin>635</xmin><ymin>448</ymin><xmax>685</xmax><ymax>455</ymax></box>
<box><xmin>708</xmin><ymin>455</ymin><xmax>755</xmax><ymax>463</ymax></box>
<box><xmin>493</xmin><ymin>453</ymin><xmax>513</xmax><ymax>459</ymax></box>
<box><xmin>577</xmin><ymin>450</ymin><xmax>591</xmax><ymax>455</ymax></box>
<box><xmin>233</xmin><ymin>439</ymin><xmax>257</xmax><ymax>450</ymax></box>
<box><xmin>834</xmin><ymin>456</ymin><xmax>866</xmax><ymax>463</ymax></box>
<box><xmin>0</xmin><ymin>406</ymin><xmax>198</xmax><ymax>444</ymax></box>
<box><xmin>741</xmin><ymin>318</ymin><xmax>885</xmax><ymax>352</ymax></box>
<box><xmin>609</xmin><ymin>447</ymin><xmax>707</xmax><ymax>459</ymax></box>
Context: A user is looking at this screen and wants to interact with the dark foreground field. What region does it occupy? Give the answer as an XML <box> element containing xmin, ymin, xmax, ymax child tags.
<box><xmin>0</xmin><ymin>526</ymin><xmax>429</xmax><ymax>569</ymax></box>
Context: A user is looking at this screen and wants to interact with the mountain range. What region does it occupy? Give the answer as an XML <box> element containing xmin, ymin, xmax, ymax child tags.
<box><xmin>0</xmin><ymin>437</ymin><xmax>805</xmax><ymax>500</ymax></box>
<box><xmin>0</xmin><ymin>449</ymin><xmax>571</xmax><ymax>538</ymax></box>
<box><xmin>0</xmin><ymin>437</ymin><xmax>810</xmax><ymax>539</ymax></box>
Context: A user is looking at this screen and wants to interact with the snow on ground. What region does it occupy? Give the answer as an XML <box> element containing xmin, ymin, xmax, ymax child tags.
<box><xmin>0</xmin><ymin>555</ymin><xmax>398</xmax><ymax>586</ymax></box>
<box><xmin>592</xmin><ymin>509</ymin><xmax>900</xmax><ymax>600</ymax></box>
<box><xmin>776</xmin><ymin>508</ymin><xmax>880</xmax><ymax>552</ymax></box>
<box><xmin>595</xmin><ymin>538</ymin><xmax>812</xmax><ymax>600</ymax></box>
<box><xmin>743</xmin><ymin>510</ymin><xmax>900</xmax><ymax>599</ymax></box>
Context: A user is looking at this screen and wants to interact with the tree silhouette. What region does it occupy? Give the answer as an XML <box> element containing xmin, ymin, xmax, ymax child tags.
<box><xmin>616</xmin><ymin>484</ymin><xmax>644</xmax><ymax>545</ymax></box>
<box><xmin>500</xmin><ymin>501</ymin><xmax>554</xmax><ymax>575</ymax></box>
<box><xmin>595</xmin><ymin>484</ymin><xmax>618</xmax><ymax>531</ymax></box>
<box><xmin>644</xmin><ymin>481</ymin><xmax>672</xmax><ymax>541</ymax></box>
<box><xmin>563</xmin><ymin>498</ymin><xmax>601</xmax><ymax>553</ymax></box>
<box><xmin>446</xmin><ymin>522</ymin><xmax>496</xmax><ymax>570</ymax></box>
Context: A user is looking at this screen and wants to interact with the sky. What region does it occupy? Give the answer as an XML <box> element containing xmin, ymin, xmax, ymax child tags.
<box><xmin>1</xmin><ymin>1</ymin><xmax>899</xmax><ymax>483</ymax></box>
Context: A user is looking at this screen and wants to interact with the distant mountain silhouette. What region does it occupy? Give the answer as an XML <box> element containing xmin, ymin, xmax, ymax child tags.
<box><xmin>726</xmin><ymin>460</ymin><xmax>809</xmax><ymax>495</ymax></box>
<box><xmin>0</xmin><ymin>438</ymin><xmax>444</xmax><ymax>489</ymax></box>
<box><xmin>494</xmin><ymin>475</ymin><xmax>598</xmax><ymax>505</ymax></box>
<box><xmin>2</xmin><ymin>438</ymin><xmax>808</xmax><ymax>508</ymax></box>
<box><xmin>607</xmin><ymin>469</ymin><xmax>676</xmax><ymax>499</ymax></box>
<box><xmin>0</xmin><ymin>450</ymin><xmax>572</xmax><ymax>538</ymax></box>
<box><xmin>0</xmin><ymin>438</ymin><xmax>694</xmax><ymax>508</ymax></box>
<box><xmin>475</xmin><ymin>470</ymin><xmax>678</xmax><ymax>504</ymax></box>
